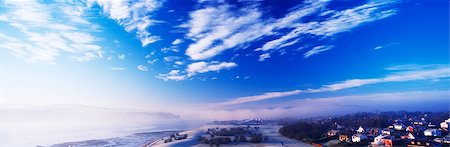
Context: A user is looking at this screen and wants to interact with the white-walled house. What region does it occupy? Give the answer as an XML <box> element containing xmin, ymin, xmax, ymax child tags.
<box><xmin>413</xmin><ymin>120</ymin><xmax>427</xmax><ymax>126</ymax></box>
<box><xmin>405</xmin><ymin>133</ymin><xmax>415</xmax><ymax>140</ymax></box>
<box><xmin>327</xmin><ymin>129</ymin><xmax>339</xmax><ymax>137</ymax></box>
<box><xmin>405</xmin><ymin>126</ymin><xmax>414</xmax><ymax>132</ymax></box>
<box><xmin>352</xmin><ymin>134</ymin><xmax>368</xmax><ymax>143</ymax></box>
<box><xmin>372</xmin><ymin>135</ymin><xmax>387</xmax><ymax>145</ymax></box>
<box><xmin>424</xmin><ymin>128</ymin><xmax>442</xmax><ymax>137</ymax></box>
<box><xmin>357</xmin><ymin>126</ymin><xmax>365</xmax><ymax>133</ymax></box>
<box><xmin>440</xmin><ymin>118</ymin><xmax>450</xmax><ymax>130</ymax></box>
<box><xmin>382</xmin><ymin>129</ymin><xmax>392</xmax><ymax>136</ymax></box>
<box><xmin>393</xmin><ymin>123</ymin><xmax>406</xmax><ymax>131</ymax></box>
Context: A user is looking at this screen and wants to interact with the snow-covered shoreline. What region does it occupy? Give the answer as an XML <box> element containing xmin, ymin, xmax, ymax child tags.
<box><xmin>50</xmin><ymin>130</ymin><xmax>180</xmax><ymax>147</ymax></box>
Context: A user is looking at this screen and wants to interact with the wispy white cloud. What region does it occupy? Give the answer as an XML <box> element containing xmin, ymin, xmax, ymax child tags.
<box><xmin>374</xmin><ymin>42</ymin><xmax>401</xmax><ymax>50</ymax></box>
<box><xmin>163</xmin><ymin>56</ymin><xmax>181</xmax><ymax>62</ymax></box>
<box><xmin>171</xmin><ymin>39</ymin><xmax>183</xmax><ymax>45</ymax></box>
<box><xmin>147</xmin><ymin>59</ymin><xmax>158</xmax><ymax>64</ymax></box>
<box><xmin>255</xmin><ymin>0</ymin><xmax>329</xmax><ymax>52</ymax></box>
<box><xmin>277</xmin><ymin>39</ymin><xmax>300</xmax><ymax>49</ymax></box>
<box><xmin>161</xmin><ymin>47</ymin><xmax>180</xmax><ymax>53</ymax></box>
<box><xmin>110</xmin><ymin>67</ymin><xmax>126</xmax><ymax>71</ymax></box>
<box><xmin>307</xmin><ymin>0</ymin><xmax>398</xmax><ymax>36</ymax></box>
<box><xmin>89</xmin><ymin>0</ymin><xmax>163</xmax><ymax>47</ymax></box>
<box><xmin>157</xmin><ymin>61</ymin><xmax>237</xmax><ymax>81</ymax></box>
<box><xmin>117</xmin><ymin>54</ymin><xmax>126</xmax><ymax>60</ymax></box>
<box><xmin>0</xmin><ymin>0</ymin><xmax>103</xmax><ymax>63</ymax></box>
<box><xmin>137</xmin><ymin>65</ymin><xmax>149</xmax><ymax>71</ymax></box>
<box><xmin>186</xmin><ymin>61</ymin><xmax>237</xmax><ymax>74</ymax></box>
<box><xmin>303</xmin><ymin>45</ymin><xmax>333</xmax><ymax>58</ymax></box>
<box><xmin>218</xmin><ymin>90</ymin><xmax>301</xmax><ymax>106</ymax></box>
<box><xmin>258</xmin><ymin>53</ymin><xmax>271</xmax><ymax>62</ymax></box>
<box><xmin>183</xmin><ymin>4</ymin><xmax>264</xmax><ymax>60</ymax></box>
<box><xmin>260</xmin><ymin>0</ymin><xmax>398</xmax><ymax>54</ymax></box>
<box><xmin>60</xmin><ymin>4</ymin><xmax>93</xmax><ymax>25</ymax></box>
<box><xmin>385</xmin><ymin>64</ymin><xmax>446</xmax><ymax>71</ymax></box>
<box><xmin>215</xmin><ymin>64</ymin><xmax>450</xmax><ymax>106</ymax></box>
<box><xmin>174</xmin><ymin>61</ymin><xmax>184</xmax><ymax>65</ymax></box>
<box><xmin>156</xmin><ymin>70</ymin><xmax>188</xmax><ymax>81</ymax></box>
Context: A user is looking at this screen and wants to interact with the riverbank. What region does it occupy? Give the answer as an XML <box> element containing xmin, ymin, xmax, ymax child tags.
<box><xmin>50</xmin><ymin>131</ymin><xmax>178</xmax><ymax>147</ymax></box>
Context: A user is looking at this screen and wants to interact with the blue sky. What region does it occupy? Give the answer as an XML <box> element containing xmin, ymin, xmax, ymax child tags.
<box><xmin>0</xmin><ymin>0</ymin><xmax>449</xmax><ymax>119</ymax></box>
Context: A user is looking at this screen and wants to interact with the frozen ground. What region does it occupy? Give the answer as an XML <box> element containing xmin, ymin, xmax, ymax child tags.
<box><xmin>149</xmin><ymin>125</ymin><xmax>312</xmax><ymax>147</ymax></box>
<box><xmin>51</xmin><ymin>131</ymin><xmax>178</xmax><ymax>147</ymax></box>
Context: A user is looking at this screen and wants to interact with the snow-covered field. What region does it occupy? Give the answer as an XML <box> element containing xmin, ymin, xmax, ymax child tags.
<box><xmin>51</xmin><ymin>131</ymin><xmax>178</xmax><ymax>147</ymax></box>
<box><xmin>149</xmin><ymin>125</ymin><xmax>312</xmax><ymax>147</ymax></box>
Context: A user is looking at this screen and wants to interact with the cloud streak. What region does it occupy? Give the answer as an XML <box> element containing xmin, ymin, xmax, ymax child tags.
<box><xmin>374</xmin><ymin>42</ymin><xmax>400</xmax><ymax>50</ymax></box>
<box><xmin>303</xmin><ymin>45</ymin><xmax>333</xmax><ymax>58</ymax></box>
<box><xmin>137</xmin><ymin>65</ymin><xmax>149</xmax><ymax>71</ymax></box>
<box><xmin>171</xmin><ymin>39</ymin><xmax>183</xmax><ymax>45</ymax></box>
<box><xmin>215</xmin><ymin>64</ymin><xmax>450</xmax><ymax>106</ymax></box>
<box><xmin>156</xmin><ymin>61</ymin><xmax>237</xmax><ymax>81</ymax></box>
<box><xmin>110</xmin><ymin>67</ymin><xmax>126</xmax><ymax>71</ymax></box>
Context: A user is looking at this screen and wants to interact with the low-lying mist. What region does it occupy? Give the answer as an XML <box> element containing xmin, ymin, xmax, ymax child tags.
<box><xmin>0</xmin><ymin>104</ymin><xmax>202</xmax><ymax>146</ymax></box>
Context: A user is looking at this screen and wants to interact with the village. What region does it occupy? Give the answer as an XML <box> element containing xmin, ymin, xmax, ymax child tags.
<box><xmin>325</xmin><ymin>117</ymin><xmax>450</xmax><ymax>146</ymax></box>
<box><xmin>315</xmin><ymin>112</ymin><xmax>450</xmax><ymax>146</ymax></box>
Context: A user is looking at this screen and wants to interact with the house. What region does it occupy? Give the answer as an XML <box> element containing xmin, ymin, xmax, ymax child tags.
<box><xmin>413</xmin><ymin>125</ymin><xmax>427</xmax><ymax>132</ymax></box>
<box><xmin>381</xmin><ymin>136</ymin><xmax>394</xmax><ymax>146</ymax></box>
<box><xmin>382</xmin><ymin>128</ymin><xmax>393</xmax><ymax>136</ymax></box>
<box><xmin>428</xmin><ymin>124</ymin><xmax>437</xmax><ymax>128</ymax></box>
<box><xmin>339</xmin><ymin>134</ymin><xmax>350</xmax><ymax>142</ymax></box>
<box><xmin>414</xmin><ymin>120</ymin><xmax>427</xmax><ymax>126</ymax></box>
<box><xmin>382</xmin><ymin>136</ymin><xmax>407</xmax><ymax>146</ymax></box>
<box><xmin>408</xmin><ymin>140</ymin><xmax>432</xmax><ymax>147</ymax></box>
<box><xmin>352</xmin><ymin>134</ymin><xmax>368</xmax><ymax>143</ymax></box>
<box><xmin>440</xmin><ymin>118</ymin><xmax>450</xmax><ymax>130</ymax></box>
<box><xmin>423</xmin><ymin>128</ymin><xmax>442</xmax><ymax>137</ymax></box>
<box><xmin>174</xmin><ymin>134</ymin><xmax>188</xmax><ymax>140</ymax></box>
<box><xmin>356</xmin><ymin>126</ymin><xmax>365</xmax><ymax>133</ymax></box>
<box><xmin>164</xmin><ymin>138</ymin><xmax>172</xmax><ymax>143</ymax></box>
<box><xmin>368</xmin><ymin>128</ymin><xmax>382</xmax><ymax>136</ymax></box>
<box><xmin>393</xmin><ymin>123</ymin><xmax>406</xmax><ymax>131</ymax></box>
<box><xmin>433</xmin><ymin>138</ymin><xmax>443</xmax><ymax>143</ymax></box>
<box><xmin>401</xmin><ymin>133</ymin><xmax>415</xmax><ymax>140</ymax></box>
<box><xmin>444</xmin><ymin>137</ymin><xmax>450</xmax><ymax>144</ymax></box>
<box><xmin>327</xmin><ymin>129</ymin><xmax>339</xmax><ymax>137</ymax></box>
<box><xmin>372</xmin><ymin>135</ymin><xmax>387</xmax><ymax>146</ymax></box>
<box><xmin>406</xmin><ymin>126</ymin><xmax>414</xmax><ymax>132</ymax></box>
